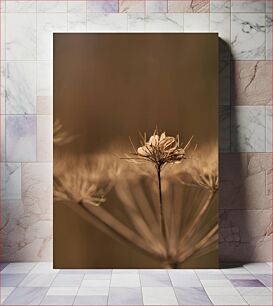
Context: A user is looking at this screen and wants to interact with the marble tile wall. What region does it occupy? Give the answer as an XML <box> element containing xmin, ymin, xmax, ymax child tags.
<box><xmin>0</xmin><ymin>0</ymin><xmax>272</xmax><ymax>262</ymax></box>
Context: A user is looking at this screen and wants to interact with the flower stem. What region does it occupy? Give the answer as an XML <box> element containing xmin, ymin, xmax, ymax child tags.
<box><xmin>157</xmin><ymin>166</ymin><xmax>168</xmax><ymax>251</ymax></box>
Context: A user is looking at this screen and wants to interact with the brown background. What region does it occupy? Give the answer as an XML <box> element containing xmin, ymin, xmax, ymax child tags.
<box><xmin>53</xmin><ymin>33</ymin><xmax>218</xmax><ymax>268</ymax></box>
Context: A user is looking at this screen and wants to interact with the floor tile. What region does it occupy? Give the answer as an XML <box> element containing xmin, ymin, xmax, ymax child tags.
<box><xmin>19</xmin><ymin>273</ymin><xmax>56</xmax><ymax>287</ymax></box>
<box><xmin>142</xmin><ymin>287</ymin><xmax>178</xmax><ymax>305</ymax></box>
<box><xmin>174</xmin><ymin>287</ymin><xmax>212</xmax><ymax>305</ymax></box>
<box><xmin>1</xmin><ymin>274</ymin><xmax>27</xmax><ymax>286</ymax></box>
<box><xmin>237</xmin><ymin>286</ymin><xmax>272</xmax><ymax>295</ymax></box>
<box><xmin>73</xmin><ymin>295</ymin><xmax>108</xmax><ymax>305</ymax></box>
<box><xmin>222</xmin><ymin>267</ymin><xmax>250</xmax><ymax>275</ymax></box>
<box><xmin>112</xmin><ymin>269</ymin><xmax>139</xmax><ymax>274</ymax></box>
<box><xmin>77</xmin><ymin>287</ymin><xmax>109</xmax><ymax>296</ymax></box>
<box><xmin>243</xmin><ymin>295</ymin><xmax>272</xmax><ymax>305</ymax></box>
<box><xmin>254</xmin><ymin>274</ymin><xmax>273</xmax><ymax>287</ymax></box>
<box><xmin>204</xmin><ymin>286</ymin><xmax>240</xmax><ymax>296</ymax></box>
<box><xmin>201</xmin><ymin>280</ymin><xmax>233</xmax><ymax>287</ymax></box>
<box><xmin>3</xmin><ymin>287</ymin><xmax>48</xmax><ymax>305</ymax></box>
<box><xmin>230</xmin><ymin>279</ymin><xmax>265</xmax><ymax>287</ymax></box>
<box><xmin>170</xmin><ymin>276</ymin><xmax>202</xmax><ymax>287</ymax></box>
<box><xmin>1</xmin><ymin>287</ymin><xmax>15</xmax><ymax>303</ymax></box>
<box><xmin>108</xmin><ymin>287</ymin><xmax>143</xmax><ymax>305</ymax></box>
<box><xmin>84</xmin><ymin>273</ymin><xmax>111</xmax><ymax>280</ymax></box>
<box><xmin>85</xmin><ymin>269</ymin><xmax>112</xmax><ymax>275</ymax></box>
<box><xmin>225</xmin><ymin>274</ymin><xmax>256</xmax><ymax>280</ymax></box>
<box><xmin>1</xmin><ymin>263</ymin><xmax>36</xmax><ymax>274</ymax></box>
<box><xmin>46</xmin><ymin>287</ymin><xmax>78</xmax><ymax>296</ymax></box>
<box><xmin>51</xmin><ymin>274</ymin><xmax>84</xmax><ymax>287</ymax></box>
<box><xmin>41</xmin><ymin>295</ymin><xmax>75</xmax><ymax>305</ymax></box>
<box><xmin>60</xmin><ymin>269</ymin><xmax>89</xmax><ymax>274</ymax></box>
<box><xmin>208</xmin><ymin>295</ymin><xmax>247</xmax><ymax>305</ymax></box>
<box><xmin>82</xmin><ymin>279</ymin><xmax>110</xmax><ymax>287</ymax></box>
<box><xmin>29</xmin><ymin>263</ymin><xmax>59</xmax><ymax>274</ymax></box>
<box><xmin>111</xmin><ymin>274</ymin><xmax>140</xmax><ymax>287</ymax></box>
<box><xmin>244</xmin><ymin>263</ymin><xmax>272</xmax><ymax>274</ymax></box>
<box><xmin>0</xmin><ymin>263</ymin><xmax>9</xmax><ymax>272</ymax></box>
<box><xmin>140</xmin><ymin>273</ymin><xmax>171</xmax><ymax>287</ymax></box>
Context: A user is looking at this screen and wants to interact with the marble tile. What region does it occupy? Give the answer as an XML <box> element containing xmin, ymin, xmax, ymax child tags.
<box><xmin>87</xmin><ymin>13</ymin><xmax>127</xmax><ymax>31</ymax></box>
<box><xmin>231</xmin><ymin>106</ymin><xmax>265</xmax><ymax>152</ymax></box>
<box><xmin>266</xmin><ymin>14</ymin><xmax>272</xmax><ymax>59</ymax></box>
<box><xmin>0</xmin><ymin>263</ymin><xmax>9</xmax><ymax>271</ymax></box>
<box><xmin>0</xmin><ymin>0</ymin><xmax>6</xmax><ymax>13</ymax></box>
<box><xmin>37</xmin><ymin>61</ymin><xmax>52</xmax><ymax>97</ymax></box>
<box><xmin>140</xmin><ymin>273</ymin><xmax>171</xmax><ymax>287</ymax></box>
<box><xmin>1</xmin><ymin>63</ymin><xmax>6</xmax><ymax>114</ymax></box>
<box><xmin>87</xmin><ymin>0</ymin><xmax>118</xmax><ymax>13</ymax></box>
<box><xmin>1</xmin><ymin>263</ymin><xmax>36</xmax><ymax>274</ymax></box>
<box><xmin>3</xmin><ymin>163</ymin><xmax>21</xmax><ymax>199</ymax></box>
<box><xmin>243</xmin><ymin>295</ymin><xmax>272</xmax><ymax>305</ymax></box>
<box><xmin>210</xmin><ymin>13</ymin><xmax>230</xmax><ymax>43</ymax></box>
<box><xmin>60</xmin><ymin>269</ymin><xmax>90</xmax><ymax>274</ymax></box>
<box><xmin>112</xmin><ymin>269</ymin><xmax>139</xmax><ymax>274</ymax></box>
<box><xmin>220</xmin><ymin>209</ymin><xmax>272</xmax><ymax>262</ymax></box>
<box><xmin>6</xmin><ymin>115</ymin><xmax>36</xmax><ymax>161</ymax></box>
<box><xmin>146</xmin><ymin>0</ymin><xmax>167</xmax><ymax>13</ymax></box>
<box><xmin>142</xmin><ymin>287</ymin><xmax>178</xmax><ymax>305</ymax></box>
<box><xmin>210</xmin><ymin>0</ymin><xmax>231</xmax><ymax>12</ymax></box>
<box><xmin>119</xmin><ymin>0</ymin><xmax>144</xmax><ymax>13</ymax></box>
<box><xmin>266</xmin><ymin>0</ymin><xmax>272</xmax><ymax>12</ymax></box>
<box><xmin>84</xmin><ymin>273</ymin><xmax>111</xmax><ymax>279</ymax></box>
<box><xmin>220</xmin><ymin>153</ymin><xmax>272</xmax><ymax>209</ymax></box>
<box><xmin>231</xmin><ymin>13</ymin><xmax>266</xmax><ymax>60</ymax></box>
<box><xmin>204</xmin><ymin>286</ymin><xmax>240</xmax><ymax>296</ymax></box>
<box><xmin>144</xmin><ymin>13</ymin><xmax>183</xmax><ymax>32</ymax></box>
<box><xmin>201</xmin><ymin>279</ymin><xmax>234</xmax><ymax>287</ymax></box>
<box><xmin>3</xmin><ymin>287</ymin><xmax>48</xmax><ymax>305</ymax></box>
<box><xmin>231</xmin><ymin>0</ymin><xmax>266</xmax><ymax>13</ymax></box>
<box><xmin>1</xmin><ymin>13</ymin><xmax>5</xmax><ymax>60</ymax></box>
<box><xmin>184</xmin><ymin>13</ymin><xmax>209</xmax><ymax>32</ymax></box>
<box><xmin>37</xmin><ymin>96</ymin><xmax>52</xmax><ymax>115</ymax></box>
<box><xmin>68</xmin><ymin>13</ymin><xmax>87</xmax><ymax>31</ymax></box>
<box><xmin>244</xmin><ymin>262</ymin><xmax>272</xmax><ymax>274</ymax></box>
<box><xmin>19</xmin><ymin>273</ymin><xmax>56</xmax><ymax>287</ymax></box>
<box><xmin>231</xmin><ymin>61</ymin><xmax>272</xmax><ymax>105</ymax></box>
<box><xmin>266</xmin><ymin>106</ymin><xmax>272</xmax><ymax>152</ymax></box>
<box><xmin>208</xmin><ymin>295</ymin><xmax>247</xmax><ymax>305</ymax></box>
<box><xmin>111</xmin><ymin>274</ymin><xmax>140</xmax><ymax>287</ymax></box>
<box><xmin>6</xmin><ymin>1</ymin><xmax>36</xmax><ymax>12</ymax></box>
<box><xmin>29</xmin><ymin>263</ymin><xmax>58</xmax><ymax>274</ymax></box>
<box><xmin>74</xmin><ymin>295</ymin><xmax>108</xmax><ymax>305</ymax></box>
<box><xmin>254</xmin><ymin>274</ymin><xmax>273</xmax><ymax>286</ymax></box>
<box><xmin>169</xmin><ymin>275</ymin><xmax>202</xmax><ymax>287</ymax></box>
<box><xmin>1</xmin><ymin>273</ymin><xmax>27</xmax><ymax>286</ymax></box>
<box><xmin>168</xmin><ymin>0</ymin><xmax>209</xmax><ymax>13</ymax></box>
<box><xmin>1</xmin><ymin>287</ymin><xmax>15</xmax><ymax>303</ymax></box>
<box><xmin>41</xmin><ymin>295</ymin><xmax>75</xmax><ymax>305</ymax></box>
<box><xmin>46</xmin><ymin>286</ymin><xmax>78</xmax><ymax>296</ymax></box>
<box><xmin>68</xmin><ymin>0</ymin><xmax>87</xmax><ymax>13</ymax></box>
<box><xmin>225</xmin><ymin>274</ymin><xmax>256</xmax><ymax>280</ymax></box>
<box><xmin>37</xmin><ymin>13</ymin><xmax>67</xmax><ymax>60</ymax></box>
<box><xmin>6</xmin><ymin>13</ymin><xmax>36</xmax><ymax>60</ymax></box>
<box><xmin>222</xmin><ymin>267</ymin><xmax>251</xmax><ymax>275</ymax></box>
<box><xmin>51</xmin><ymin>274</ymin><xmax>84</xmax><ymax>287</ymax></box>
<box><xmin>6</xmin><ymin>62</ymin><xmax>36</xmax><ymax>114</ymax></box>
<box><xmin>231</xmin><ymin>279</ymin><xmax>265</xmax><ymax>287</ymax></box>
<box><xmin>37</xmin><ymin>115</ymin><xmax>52</xmax><ymax>162</ymax></box>
<box><xmin>108</xmin><ymin>287</ymin><xmax>143</xmax><ymax>305</ymax></box>
<box><xmin>37</xmin><ymin>1</ymin><xmax>67</xmax><ymax>13</ymax></box>
<box><xmin>220</xmin><ymin>106</ymin><xmax>230</xmax><ymax>152</ymax></box>
<box><xmin>237</xmin><ymin>286</ymin><xmax>271</xmax><ymax>295</ymax></box>
<box><xmin>77</xmin><ymin>286</ymin><xmax>109</xmax><ymax>295</ymax></box>
<box><xmin>174</xmin><ymin>287</ymin><xmax>212</xmax><ymax>305</ymax></box>
<box><xmin>82</xmin><ymin>279</ymin><xmax>110</xmax><ymax>287</ymax></box>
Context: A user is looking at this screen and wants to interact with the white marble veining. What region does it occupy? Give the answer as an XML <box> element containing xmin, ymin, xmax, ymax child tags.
<box><xmin>6</xmin><ymin>13</ymin><xmax>36</xmax><ymax>60</ymax></box>
<box><xmin>37</xmin><ymin>1</ymin><xmax>67</xmax><ymax>13</ymax></box>
<box><xmin>266</xmin><ymin>13</ymin><xmax>272</xmax><ymax>60</ymax></box>
<box><xmin>2</xmin><ymin>162</ymin><xmax>21</xmax><ymax>199</ymax></box>
<box><xmin>1</xmin><ymin>62</ymin><xmax>5</xmax><ymax>113</ymax></box>
<box><xmin>68</xmin><ymin>0</ymin><xmax>86</xmax><ymax>13</ymax></box>
<box><xmin>37</xmin><ymin>61</ymin><xmax>51</xmax><ymax>97</ymax></box>
<box><xmin>119</xmin><ymin>0</ymin><xmax>145</xmax><ymax>13</ymax></box>
<box><xmin>6</xmin><ymin>115</ymin><xmax>36</xmax><ymax>161</ymax></box>
<box><xmin>184</xmin><ymin>13</ymin><xmax>209</xmax><ymax>32</ymax></box>
<box><xmin>144</xmin><ymin>13</ymin><xmax>183</xmax><ymax>32</ymax></box>
<box><xmin>68</xmin><ymin>13</ymin><xmax>87</xmax><ymax>31</ymax></box>
<box><xmin>231</xmin><ymin>0</ymin><xmax>266</xmax><ymax>13</ymax></box>
<box><xmin>231</xmin><ymin>106</ymin><xmax>266</xmax><ymax>152</ymax></box>
<box><xmin>6</xmin><ymin>1</ymin><xmax>36</xmax><ymax>13</ymax></box>
<box><xmin>6</xmin><ymin>61</ymin><xmax>36</xmax><ymax>114</ymax></box>
<box><xmin>1</xmin><ymin>13</ymin><xmax>5</xmax><ymax>60</ymax></box>
<box><xmin>37</xmin><ymin>115</ymin><xmax>53</xmax><ymax>162</ymax></box>
<box><xmin>142</xmin><ymin>287</ymin><xmax>178</xmax><ymax>305</ymax></box>
<box><xmin>210</xmin><ymin>13</ymin><xmax>230</xmax><ymax>43</ymax></box>
<box><xmin>87</xmin><ymin>13</ymin><xmax>127</xmax><ymax>32</ymax></box>
<box><xmin>231</xmin><ymin>13</ymin><xmax>266</xmax><ymax>60</ymax></box>
<box><xmin>128</xmin><ymin>13</ymin><xmax>144</xmax><ymax>32</ymax></box>
<box><xmin>87</xmin><ymin>0</ymin><xmax>118</xmax><ymax>13</ymax></box>
<box><xmin>266</xmin><ymin>106</ymin><xmax>272</xmax><ymax>152</ymax></box>
<box><xmin>37</xmin><ymin>13</ymin><xmax>68</xmax><ymax>60</ymax></box>
<box><xmin>146</xmin><ymin>0</ymin><xmax>167</xmax><ymax>13</ymax></box>
<box><xmin>210</xmin><ymin>0</ymin><xmax>231</xmax><ymax>12</ymax></box>
<box><xmin>0</xmin><ymin>115</ymin><xmax>5</xmax><ymax>161</ymax></box>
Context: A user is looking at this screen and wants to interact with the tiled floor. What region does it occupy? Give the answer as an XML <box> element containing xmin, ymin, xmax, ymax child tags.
<box><xmin>0</xmin><ymin>262</ymin><xmax>272</xmax><ymax>305</ymax></box>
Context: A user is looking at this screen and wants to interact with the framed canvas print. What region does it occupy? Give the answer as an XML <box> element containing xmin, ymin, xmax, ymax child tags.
<box><xmin>53</xmin><ymin>33</ymin><xmax>218</xmax><ymax>268</ymax></box>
